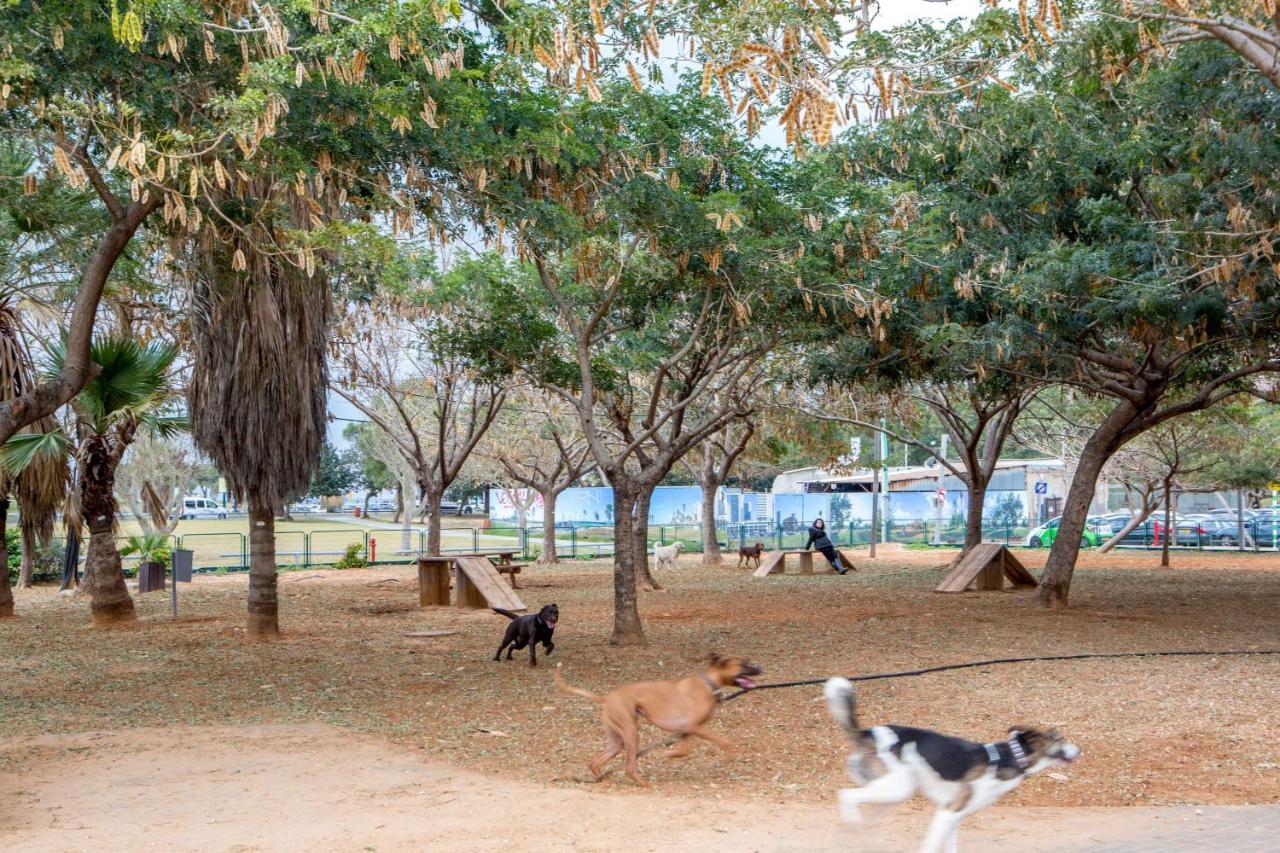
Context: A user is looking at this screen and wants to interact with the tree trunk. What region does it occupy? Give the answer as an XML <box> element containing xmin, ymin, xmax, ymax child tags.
<box><xmin>1160</xmin><ymin>477</ymin><xmax>1173</xmax><ymax>569</ymax></box>
<box><xmin>362</xmin><ymin>490</ymin><xmax>373</xmax><ymax>518</ymax></box>
<box><xmin>700</xmin><ymin>480</ymin><xmax>721</xmax><ymax>565</ymax></box>
<box><xmin>962</xmin><ymin>479</ymin><xmax>986</xmax><ymax>555</ymax></box>
<box><xmin>79</xmin><ymin>435</ymin><xmax>135</xmax><ymax>626</ymax></box>
<box><xmin>398</xmin><ymin>477</ymin><xmax>413</xmax><ymax>553</ymax></box>
<box><xmin>246</xmin><ymin>498</ymin><xmax>279</xmax><ymax>640</ymax></box>
<box><xmin>423</xmin><ymin>487</ymin><xmax>443</xmax><ymax>555</ymax></box>
<box><xmin>17</xmin><ymin>520</ymin><xmax>36</xmax><ymax>588</ymax></box>
<box><xmin>0</xmin><ymin>500</ymin><xmax>13</xmax><ymax>618</ymax></box>
<box><xmin>633</xmin><ymin>487</ymin><xmax>664</xmax><ymax>591</ymax></box>
<box><xmin>609</xmin><ymin>486</ymin><xmax>646</xmax><ymax>646</ymax></box>
<box><xmin>540</xmin><ymin>490</ymin><xmax>559</xmax><ymax>564</ymax></box>
<box><xmin>1037</xmin><ymin>424</ymin><xmax>1123</xmax><ymax>607</ymax></box>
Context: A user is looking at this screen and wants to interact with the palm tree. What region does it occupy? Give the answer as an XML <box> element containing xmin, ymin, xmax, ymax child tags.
<box><xmin>189</xmin><ymin>227</ymin><xmax>329</xmax><ymax>640</ymax></box>
<box><xmin>3</xmin><ymin>335</ymin><xmax>181</xmax><ymax>626</ymax></box>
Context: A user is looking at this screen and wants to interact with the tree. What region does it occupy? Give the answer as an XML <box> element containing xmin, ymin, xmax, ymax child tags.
<box><xmin>344</xmin><ymin>423</ymin><xmax>398</xmax><ymax>516</ymax></box>
<box><xmin>478</xmin><ymin>389</ymin><xmax>597</xmax><ymax>564</ymax></box>
<box><xmin>308</xmin><ymin>442</ymin><xmax>358</xmax><ymax>500</ymax></box>
<box><xmin>681</xmin><ymin>417</ymin><xmax>755</xmax><ymax>564</ymax></box>
<box><xmin>1114</xmin><ymin>1</ymin><xmax>1280</xmax><ymax>88</ymax></box>
<box><xmin>334</xmin><ymin>263</ymin><xmax>507</xmax><ymax>556</ymax></box>
<box><xmin>4</xmin><ymin>335</ymin><xmax>180</xmax><ymax>625</ymax></box>
<box><xmin>0</xmin><ymin>301</ymin><xmax>67</xmax><ymax>612</ymax></box>
<box><xmin>450</xmin><ymin>86</ymin><xmax>800</xmax><ymax>645</ymax></box>
<box><xmin>860</xmin><ymin>37</ymin><xmax>1280</xmax><ymax>606</ymax></box>
<box><xmin>115</xmin><ymin>434</ymin><xmax>200</xmax><ymax>536</ymax></box>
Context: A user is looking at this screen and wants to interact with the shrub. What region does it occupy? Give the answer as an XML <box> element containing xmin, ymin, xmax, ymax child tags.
<box><xmin>333</xmin><ymin>542</ymin><xmax>367</xmax><ymax>569</ymax></box>
<box><xmin>5</xmin><ymin>526</ymin><xmax>18</xmax><ymax>584</ymax></box>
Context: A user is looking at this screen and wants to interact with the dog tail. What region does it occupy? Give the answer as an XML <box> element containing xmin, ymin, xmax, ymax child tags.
<box><xmin>554</xmin><ymin>666</ymin><xmax>603</xmax><ymax>704</ymax></box>
<box><xmin>491</xmin><ymin>607</ymin><xmax>519</xmax><ymax>621</ymax></box>
<box><xmin>824</xmin><ymin>677</ymin><xmax>861</xmax><ymax>738</ymax></box>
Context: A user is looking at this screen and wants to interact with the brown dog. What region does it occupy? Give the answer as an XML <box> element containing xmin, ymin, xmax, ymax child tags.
<box><xmin>736</xmin><ymin>542</ymin><xmax>765</xmax><ymax>568</ymax></box>
<box><xmin>555</xmin><ymin>654</ymin><xmax>762</xmax><ymax>787</ymax></box>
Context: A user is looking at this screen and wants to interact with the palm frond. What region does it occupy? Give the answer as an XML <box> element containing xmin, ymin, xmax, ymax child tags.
<box><xmin>1</xmin><ymin>430</ymin><xmax>70</xmax><ymax>475</ymax></box>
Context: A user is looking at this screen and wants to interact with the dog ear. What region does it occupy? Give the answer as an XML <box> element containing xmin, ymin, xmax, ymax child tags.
<box><xmin>707</xmin><ymin>652</ymin><xmax>724</xmax><ymax>665</ymax></box>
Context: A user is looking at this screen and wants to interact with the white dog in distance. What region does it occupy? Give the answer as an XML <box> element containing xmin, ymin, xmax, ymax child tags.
<box><xmin>653</xmin><ymin>542</ymin><xmax>683</xmax><ymax>570</ymax></box>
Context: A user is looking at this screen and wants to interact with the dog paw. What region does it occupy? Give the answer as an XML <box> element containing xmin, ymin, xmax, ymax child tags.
<box><xmin>837</xmin><ymin>789</ymin><xmax>864</xmax><ymax>825</ymax></box>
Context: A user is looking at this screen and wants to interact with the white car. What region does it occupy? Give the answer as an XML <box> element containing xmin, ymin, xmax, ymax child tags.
<box><xmin>179</xmin><ymin>496</ymin><xmax>227</xmax><ymax>520</ymax></box>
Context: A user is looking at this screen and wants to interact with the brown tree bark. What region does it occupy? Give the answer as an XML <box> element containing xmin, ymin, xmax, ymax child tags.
<box><xmin>0</xmin><ymin>500</ymin><xmax>13</xmax><ymax>618</ymax></box>
<box><xmin>633</xmin><ymin>488</ymin><xmax>664</xmax><ymax>591</ymax></box>
<box><xmin>246</xmin><ymin>498</ymin><xmax>279</xmax><ymax>640</ymax></box>
<box><xmin>421</xmin><ymin>486</ymin><xmax>443</xmax><ymax>555</ymax></box>
<box><xmin>1160</xmin><ymin>476</ymin><xmax>1173</xmax><ymax>569</ymax></box>
<box><xmin>963</xmin><ymin>479</ymin><xmax>987</xmax><ymax>553</ymax></box>
<box><xmin>17</xmin><ymin>522</ymin><xmax>35</xmax><ymax>588</ymax></box>
<box><xmin>1037</xmin><ymin>415</ymin><xmax>1127</xmax><ymax>607</ymax></box>
<box><xmin>609</xmin><ymin>487</ymin><xmax>646</xmax><ymax>646</ymax></box>
<box><xmin>540</xmin><ymin>491</ymin><xmax>559</xmax><ymax>564</ymax></box>
<box><xmin>80</xmin><ymin>434</ymin><xmax>135</xmax><ymax>626</ymax></box>
<box><xmin>700</xmin><ymin>484</ymin><xmax>720</xmax><ymax>565</ymax></box>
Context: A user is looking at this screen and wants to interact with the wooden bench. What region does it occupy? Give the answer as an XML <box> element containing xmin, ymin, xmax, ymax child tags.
<box><xmin>753</xmin><ymin>549</ymin><xmax>854</xmax><ymax>578</ymax></box>
<box><xmin>417</xmin><ymin>554</ymin><xmax>528</xmax><ymax>607</ymax></box>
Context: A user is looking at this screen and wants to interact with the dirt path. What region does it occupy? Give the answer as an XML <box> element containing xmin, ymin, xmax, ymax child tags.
<box><xmin>1</xmin><ymin>725</ymin><xmax>1274</xmax><ymax>852</ymax></box>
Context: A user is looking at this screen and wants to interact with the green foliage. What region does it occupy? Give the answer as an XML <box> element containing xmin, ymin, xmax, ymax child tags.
<box><xmin>5</xmin><ymin>526</ymin><xmax>17</xmax><ymax>583</ymax></box>
<box><xmin>333</xmin><ymin>542</ymin><xmax>367</xmax><ymax>569</ymax></box>
<box><xmin>119</xmin><ymin>533</ymin><xmax>172</xmax><ymax>567</ymax></box>
<box><xmin>307</xmin><ymin>441</ymin><xmax>359</xmax><ymax>499</ymax></box>
<box><xmin>47</xmin><ymin>335</ymin><xmax>180</xmax><ymax>436</ymax></box>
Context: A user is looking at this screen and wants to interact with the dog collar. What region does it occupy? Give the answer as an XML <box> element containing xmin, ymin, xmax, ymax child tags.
<box><xmin>1007</xmin><ymin>732</ymin><xmax>1031</xmax><ymax>770</ymax></box>
<box><xmin>983</xmin><ymin>743</ymin><xmax>1002</xmax><ymax>765</ymax></box>
<box><xmin>699</xmin><ymin>673</ymin><xmax>722</xmax><ymax>700</ymax></box>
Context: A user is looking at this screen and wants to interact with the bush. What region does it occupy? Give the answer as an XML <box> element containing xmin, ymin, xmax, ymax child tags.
<box><xmin>5</xmin><ymin>526</ymin><xmax>18</xmax><ymax>584</ymax></box>
<box><xmin>333</xmin><ymin>541</ymin><xmax>367</xmax><ymax>569</ymax></box>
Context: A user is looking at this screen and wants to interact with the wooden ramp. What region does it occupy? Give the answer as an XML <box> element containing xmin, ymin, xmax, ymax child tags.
<box><xmin>753</xmin><ymin>551</ymin><xmax>787</xmax><ymax>577</ymax></box>
<box><xmin>453</xmin><ymin>556</ymin><xmax>526</xmax><ymax>611</ymax></box>
<box><xmin>935</xmin><ymin>544</ymin><xmax>1038</xmax><ymax>593</ymax></box>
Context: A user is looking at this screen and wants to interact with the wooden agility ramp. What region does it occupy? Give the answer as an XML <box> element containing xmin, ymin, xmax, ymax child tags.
<box><xmin>753</xmin><ymin>551</ymin><xmax>787</xmax><ymax>577</ymax></box>
<box><xmin>935</xmin><ymin>544</ymin><xmax>1038</xmax><ymax>593</ymax></box>
<box><xmin>453</xmin><ymin>556</ymin><xmax>526</xmax><ymax>611</ymax></box>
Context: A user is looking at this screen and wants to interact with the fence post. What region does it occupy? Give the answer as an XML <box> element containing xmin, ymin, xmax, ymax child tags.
<box><xmin>571</xmin><ymin>527</ymin><xmax>577</xmax><ymax>558</ymax></box>
<box><xmin>240</xmin><ymin>533</ymin><xmax>247</xmax><ymax>571</ymax></box>
<box><xmin>520</xmin><ymin>527</ymin><xmax>528</xmax><ymax>560</ymax></box>
<box><xmin>472</xmin><ymin>528</ymin><xmax>478</xmax><ymax>553</ymax></box>
<box><xmin>303</xmin><ymin>532</ymin><xmax>311</xmax><ymax>568</ymax></box>
<box><xmin>364</xmin><ymin>530</ymin><xmax>370</xmax><ymax>563</ymax></box>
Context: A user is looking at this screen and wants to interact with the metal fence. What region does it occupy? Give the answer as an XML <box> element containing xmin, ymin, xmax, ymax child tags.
<box><xmin>23</xmin><ymin>514</ymin><xmax>1273</xmax><ymax>581</ymax></box>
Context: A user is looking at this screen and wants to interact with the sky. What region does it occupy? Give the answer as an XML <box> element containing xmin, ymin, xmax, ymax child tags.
<box><xmin>325</xmin><ymin>1</ymin><xmax>984</xmax><ymax>448</ymax></box>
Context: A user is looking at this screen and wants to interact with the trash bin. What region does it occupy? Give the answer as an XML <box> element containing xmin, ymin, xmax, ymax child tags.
<box><xmin>137</xmin><ymin>561</ymin><xmax>165</xmax><ymax>592</ymax></box>
<box><xmin>171</xmin><ymin>549</ymin><xmax>193</xmax><ymax>583</ymax></box>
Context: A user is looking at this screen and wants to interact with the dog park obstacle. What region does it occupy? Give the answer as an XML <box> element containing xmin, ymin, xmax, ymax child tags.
<box><xmin>753</xmin><ymin>549</ymin><xmax>854</xmax><ymax>577</ymax></box>
<box><xmin>454</xmin><ymin>556</ymin><xmax>526</xmax><ymax>611</ymax></box>
<box><xmin>934</xmin><ymin>544</ymin><xmax>1038</xmax><ymax>593</ymax></box>
<box><xmin>417</xmin><ymin>555</ymin><xmax>526</xmax><ymax>611</ymax></box>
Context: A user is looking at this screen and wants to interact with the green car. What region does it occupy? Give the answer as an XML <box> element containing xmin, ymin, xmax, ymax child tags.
<box><xmin>1025</xmin><ymin>516</ymin><xmax>1102</xmax><ymax>548</ymax></box>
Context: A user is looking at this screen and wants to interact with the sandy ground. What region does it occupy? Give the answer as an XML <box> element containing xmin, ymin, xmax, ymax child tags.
<box><xmin>2</xmin><ymin>724</ymin><xmax>1272</xmax><ymax>853</ymax></box>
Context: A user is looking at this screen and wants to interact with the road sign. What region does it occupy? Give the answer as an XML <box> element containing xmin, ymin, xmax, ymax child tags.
<box><xmin>1034</xmin><ymin>481</ymin><xmax>1048</xmax><ymax>495</ymax></box>
<box><xmin>1269</xmin><ymin>482</ymin><xmax>1280</xmax><ymax>491</ymax></box>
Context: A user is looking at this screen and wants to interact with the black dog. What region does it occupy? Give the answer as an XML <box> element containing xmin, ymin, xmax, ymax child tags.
<box><xmin>492</xmin><ymin>604</ymin><xmax>558</xmax><ymax>667</ymax></box>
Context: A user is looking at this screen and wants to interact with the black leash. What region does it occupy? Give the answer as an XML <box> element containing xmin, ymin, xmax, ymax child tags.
<box><xmin>632</xmin><ymin>648</ymin><xmax>1280</xmax><ymax>757</ymax></box>
<box><xmin>719</xmin><ymin>648</ymin><xmax>1280</xmax><ymax>703</ymax></box>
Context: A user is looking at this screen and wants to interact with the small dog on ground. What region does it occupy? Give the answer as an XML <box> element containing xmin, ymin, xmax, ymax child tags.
<box><xmin>737</xmin><ymin>542</ymin><xmax>765</xmax><ymax>569</ymax></box>
<box><xmin>492</xmin><ymin>603</ymin><xmax>558</xmax><ymax>667</ymax></box>
<box><xmin>824</xmin><ymin>677</ymin><xmax>1079</xmax><ymax>853</ymax></box>
<box><xmin>555</xmin><ymin>654</ymin><xmax>762</xmax><ymax>787</ymax></box>
<box><xmin>653</xmin><ymin>541</ymin><xmax>682</xmax><ymax>571</ymax></box>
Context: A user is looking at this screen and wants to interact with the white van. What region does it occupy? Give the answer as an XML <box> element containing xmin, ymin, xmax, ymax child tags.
<box><xmin>179</xmin><ymin>496</ymin><xmax>227</xmax><ymax>520</ymax></box>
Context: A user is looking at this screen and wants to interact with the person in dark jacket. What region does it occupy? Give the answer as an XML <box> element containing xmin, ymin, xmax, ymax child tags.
<box><xmin>804</xmin><ymin>518</ymin><xmax>848</xmax><ymax>574</ymax></box>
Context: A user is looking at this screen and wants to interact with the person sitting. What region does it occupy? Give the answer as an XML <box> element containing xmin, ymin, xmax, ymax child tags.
<box><xmin>805</xmin><ymin>518</ymin><xmax>848</xmax><ymax>575</ymax></box>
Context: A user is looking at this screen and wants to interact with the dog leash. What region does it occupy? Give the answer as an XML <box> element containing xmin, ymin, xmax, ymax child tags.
<box><xmin>717</xmin><ymin>648</ymin><xmax>1280</xmax><ymax>703</ymax></box>
<box><xmin>636</xmin><ymin>648</ymin><xmax>1280</xmax><ymax>757</ymax></box>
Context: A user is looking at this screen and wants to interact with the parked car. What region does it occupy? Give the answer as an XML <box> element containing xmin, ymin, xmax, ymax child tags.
<box><xmin>1025</xmin><ymin>516</ymin><xmax>1103</xmax><ymax>548</ymax></box>
<box><xmin>288</xmin><ymin>500</ymin><xmax>321</xmax><ymax>514</ymax></box>
<box><xmin>1195</xmin><ymin>518</ymin><xmax>1248</xmax><ymax>547</ymax></box>
<box><xmin>178</xmin><ymin>496</ymin><xmax>227</xmax><ymax>520</ymax></box>
<box><xmin>368</xmin><ymin>499</ymin><xmax>396</xmax><ymax>512</ymax></box>
<box><xmin>439</xmin><ymin>499</ymin><xmax>474</xmax><ymax>516</ymax></box>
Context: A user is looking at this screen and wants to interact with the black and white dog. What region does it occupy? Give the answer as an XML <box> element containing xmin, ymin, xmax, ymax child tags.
<box><xmin>492</xmin><ymin>604</ymin><xmax>558</xmax><ymax>667</ymax></box>
<box><xmin>824</xmin><ymin>677</ymin><xmax>1080</xmax><ymax>853</ymax></box>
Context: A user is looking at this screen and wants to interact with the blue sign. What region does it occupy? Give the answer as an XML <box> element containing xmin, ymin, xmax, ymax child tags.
<box><xmin>1034</xmin><ymin>481</ymin><xmax>1048</xmax><ymax>495</ymax></box>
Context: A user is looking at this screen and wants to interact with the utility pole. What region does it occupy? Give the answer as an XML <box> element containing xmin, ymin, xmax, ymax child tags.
<box><xmin>880</xmin><ymin>417</ymin><xmax>890</xmax><ymax>545</ymax></box>
<box><xmin>869</xmin><ymin>431</ymin><xmax>879</xmax><ymax>559</ymax></box>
